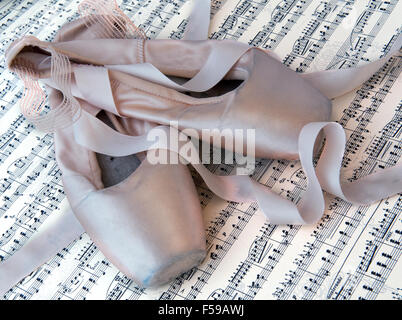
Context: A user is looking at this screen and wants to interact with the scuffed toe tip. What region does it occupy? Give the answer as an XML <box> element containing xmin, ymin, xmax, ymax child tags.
<box><xmin>141</xmin><ymin>249</ymin><xmax>206</xmax><ymax>288</ymax></box>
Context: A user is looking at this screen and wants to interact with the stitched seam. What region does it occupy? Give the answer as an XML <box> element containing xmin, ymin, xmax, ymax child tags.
<box><xmin>141</xmin><ymin>39</ymin><xmax>145</xmax><ymax>63</ymax></box>
<box><xmin>86</xmin><ymin>148</ymin><xmax>100</xmax><ymax>190</ymax></box>
<box><xmin>70</xmin><ymin>189</ymin><xmax>97</xmax><ymax>212</ymax></box>
<box><xmin>142</xmin><ymin>39</ymin><xmax>146</xmax><ymax>63</ymax></box>
<box><xmin>135</xmin><ymin>39</ymin><xmax>139</xmax><ymax>64</ymax></box>
<box><xmin>137</xmin><ymin>39</ymin><xmax>145</xmax><ymax>63</ymax></box>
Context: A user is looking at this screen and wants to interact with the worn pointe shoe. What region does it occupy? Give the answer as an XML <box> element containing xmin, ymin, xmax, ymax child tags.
<box><xmin>3</xmin><ymin>10</ymin><xmax>209</xmax><ymax>289</ymax></box>
<box><xmin>52</xmin><ymin>97</ymin><xmax>206</xmax><ymax>287</ymax></box>
<box><xmin>5</xmin><ymin>19</ymin><xmax>332</xmax><ymax>160</ymax></box>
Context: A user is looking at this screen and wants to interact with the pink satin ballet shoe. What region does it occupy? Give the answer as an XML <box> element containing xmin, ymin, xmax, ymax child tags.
<box><xmin>3</xmin><ymin>10</ymin><xmax>211</xmax><ymax>289</ymax></box>
<box><xmin>52</xmin><ymin>91</ymin><xmax>206</xmax><ymax>288</ymax></box>
<box><xmin>6</xmin><ymin>25</ymin><xmax>331</xmax><ymax>160</ymax></box>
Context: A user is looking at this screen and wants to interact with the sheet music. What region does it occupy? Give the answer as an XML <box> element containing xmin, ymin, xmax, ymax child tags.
<box><xmin>0</xmin><ymin>0</ymin><xmax>401</xmax><ymax>300</ymax></box>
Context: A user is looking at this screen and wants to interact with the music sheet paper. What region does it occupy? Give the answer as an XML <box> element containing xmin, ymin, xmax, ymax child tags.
<box><xmin>0</xmin><ymin>0</ymin><xmax>401</xmax><ymax>300</ymax></box>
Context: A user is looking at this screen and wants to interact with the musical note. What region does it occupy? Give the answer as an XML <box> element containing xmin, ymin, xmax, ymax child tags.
<box><xmin>0</xmin><ymin>0</ymin><xmax>401</xmax><ymax>300</ymax></box>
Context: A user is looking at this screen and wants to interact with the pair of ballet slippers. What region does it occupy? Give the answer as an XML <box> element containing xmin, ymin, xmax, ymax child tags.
<box><xmin>4</xmin><ymin>1</ymin><xmax>401</xmax><ymax>288</ymax></box>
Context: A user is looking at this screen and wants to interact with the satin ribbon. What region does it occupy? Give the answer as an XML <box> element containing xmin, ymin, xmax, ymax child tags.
<box><xmin>182</xmin><ymin>0</ymin><xmax>211</xmax><ymax>41</ymax></box>
<box><xmin>0</xmin><ymin>208</ymin><xmax>84</xmax><ymax>296</ymax></box>
<box><xmin>72</xmin><ymin>111</ymin><xmax>402</xmax><ymax>226</ymax></box>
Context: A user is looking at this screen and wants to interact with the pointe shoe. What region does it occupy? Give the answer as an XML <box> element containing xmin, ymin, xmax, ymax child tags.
<box><xmin>6</xmin><ymin>16</ymin><xmax>331</xmax><ymax>160</ymax></box>
<box><xmin>52</xmin><ymin>97</ymin><xmax>206</xmax><ymax>287</ymax></box>
<box><xmin>4</xmin><ymin>12</ymin><xmax>209</xmax><ymax>288</ymax></box>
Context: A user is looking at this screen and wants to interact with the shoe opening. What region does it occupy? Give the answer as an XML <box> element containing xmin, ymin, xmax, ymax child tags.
<box><xmin>95</xmin><ymin>111</ymin><xmax>142</xmax><ymax>187</ymax></box>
